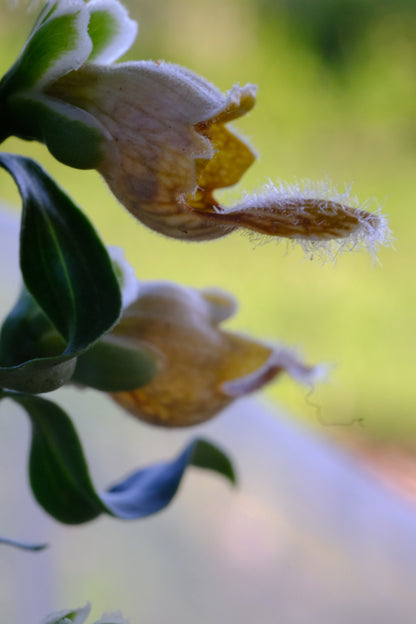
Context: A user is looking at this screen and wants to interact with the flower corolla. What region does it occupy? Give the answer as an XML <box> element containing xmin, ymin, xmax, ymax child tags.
<box><xmin>109</xmin><ymin>280</ymin><xmax>321</xmax><ymax>427</ymax></box>
<box><xmin>0</xmin><ymin>0</ymin><xmax>390</xmax><ymax>257</ymax></box>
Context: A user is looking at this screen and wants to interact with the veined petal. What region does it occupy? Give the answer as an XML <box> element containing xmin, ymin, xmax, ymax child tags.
<box><xmin>0</xmin><ymin>0</ymin><xmax>92</xmax><ymax>94</ymax></box>
<box><xmin>87</xmin><ymin>0</ymin><xmax>138</xmax><ymax>64</ymax></box>
<box><xmin>48</xmin><ymin>61</ymin><xmax>257</xmax><ymax>240</ymax></box>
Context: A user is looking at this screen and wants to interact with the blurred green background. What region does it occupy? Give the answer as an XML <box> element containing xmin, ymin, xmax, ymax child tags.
<box><xmin>0</xmin><ymin>0</ymin><xmax>415</xmax><ymax>446</ymax></box>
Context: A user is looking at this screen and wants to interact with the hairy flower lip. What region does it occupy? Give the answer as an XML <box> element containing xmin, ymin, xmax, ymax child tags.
<box><xmin>184</xmin><ymin>180</ymin><xmax>391</xmax><ymax>261</ymax></box>
<box><xmin>190</xmin><ymin>199</ymin><xmax>377</xmax><ymax>239</ymax></box>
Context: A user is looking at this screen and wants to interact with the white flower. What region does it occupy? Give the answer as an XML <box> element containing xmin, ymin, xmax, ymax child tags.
<box><xmin>40</xmin><ymin>603</ymin><xmax>130</xmax><ymax>624</ymax></box>
<box><xmin>40</xmin><ymin>602</ymin><xmax>91</xmax><ymax>624</ymax></box>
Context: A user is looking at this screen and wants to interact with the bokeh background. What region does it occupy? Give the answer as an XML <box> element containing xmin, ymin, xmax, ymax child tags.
<box><xmin>1</xmin><ymin>0</ymin><xmax>415</xmax><ymax>443</ymax></box>
<box><xmin>1</xmin><ymin>0</ymin><xmax>416</xmax><ymax>621</ymax></box>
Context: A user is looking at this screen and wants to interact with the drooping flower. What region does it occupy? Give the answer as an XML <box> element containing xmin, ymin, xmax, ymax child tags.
<box><xmin>108</xmin><ymin>280</ymin><xmax>321</xmax><ymax>427</ymax></box>
<box><xmin>0</xmin><ymin>0</ymin><xmax>390</xmax><ymax>256</ymax></box>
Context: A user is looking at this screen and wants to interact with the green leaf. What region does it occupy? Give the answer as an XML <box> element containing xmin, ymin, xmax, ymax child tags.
<box><xmin>0</xmin><ymin>535</ymin><xmax>47</xmax><ymax>552</ymax></box>
<box><xmin>0</xmin><ymin>155</ymin><xmax>121</xmax><ymax>393</ymax></box>
<box><xmin>0</xmin><ymin>356</ymin><xmax>76</xmax><ymax>394</ymax></box>
<box><xmin>100</xmin><ymin>437</ymin><xmax>237</xmax><ymax>519</ymax></box>
<box><xmin>6</xmin><ymin>392</ymin><xmax>236</xmax><ymax>525</ymax></box>
<box><xmin>13</xmin><ymin>393</ymin><xmax>104</xmax><ymax>524</ymax></box>
<box><xmin>0</xmin><ymin>154</ymin><xmax>121</xmax><ymax>355</ymax></box>
<box><xmin>72</xmin><ymin>338</ymin><xmax>157</xmax><ymax>392</ymax></box>
<box><xmin>190</xmin><ymin>438</ymin><xmax>237</xmax><ymax>485</ymax></box>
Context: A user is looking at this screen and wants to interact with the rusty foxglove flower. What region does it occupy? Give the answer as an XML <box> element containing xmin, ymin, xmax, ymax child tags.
<box><xmin>0</xmin><ymin>0</ymin><xmax>390</xmax><ymax>257</ymax></box>
<box><xmin>109</xmin><ymin>280</ymin><xmax>321</xmax><ymax>427</ymax></box>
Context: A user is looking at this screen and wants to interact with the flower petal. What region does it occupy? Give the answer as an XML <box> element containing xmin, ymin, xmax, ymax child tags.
<box><xmin>194</xmin><ymin>123</ymin><xmax>255</xmax><ymax>193</ymax></box>
<box><xmin>94</xmin><ymin>611</ymin><xmax>130</xmax><ymax>624</ymax></box>
<box><xmin>87</xmin><ymin>0</ymin><xmax>138</xmax><ymax>64</ymax></box>
<box><xmin>200</xmin><ymin>288</ymin><xmax>238</xmax><ymax>324</ymax></box>
<box><xmin>40</xmin><ymin>602</ymin><xmax>91</xmax><ymax>624</ymax></box>
<box><xmin>0</xmin><ymin>0</ymin><xmax>92</xmax><ymax>94</ymax></box>
<box><xmin>222</xmin><ymin>345</ymin><xmax>323</xmax><ymax>397</ymax></box>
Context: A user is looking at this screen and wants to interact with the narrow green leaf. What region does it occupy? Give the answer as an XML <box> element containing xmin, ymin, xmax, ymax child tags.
<box><xmin>190</xmin><ymin>439</ymin><xmax>237</xmax><ymax>486</ymax></box>
<box><xmin>14</xmin><ymin>393</ymin><xmax>104</xmax><ymax>524</ymax></box>
<box><xmin>6</xmin><ymin>392</ymin><xmax>236</xmax><ymax>525</ymax></box>
<box><xmin>0</xmin><ymin>535</ymin><xmax>47</xmax><ymax>551</ymax></box>
<box><xmin>0</xmin><ymin>356</ymin><xmax>76</xmax><ymax>394</ymax></box>
<box><xmin>0</xmin><ymin>154</ymin><xmax>121</xmax><ymax>355</ymax></box>
<box><xmin>100</xmin><ymin>437</ymin><xmax>237</xmax><ymax>519</ymax></box>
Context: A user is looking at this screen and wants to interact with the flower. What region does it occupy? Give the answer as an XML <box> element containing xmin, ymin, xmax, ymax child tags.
<box><xmin>40</xmin><ymin>603</ymin><xmax>92</xmax><ymax>624</ymax></box>
<box><xmin>109</xmin><ymin>280</ymin><xmax>321</xmax><ymax>427</ymax></box>
<box><xmin>40</xmin><ymin>602</ymin><xmax>130</xmax><ymax>624</ymax></box>
<box><xmin>0</xmin><ymin>0</ymin><xmax>390</xmax><ymax>257</ymax></box>
<box><xmin>49</xmin><ymin>63</ymin><xmax>258</xmax><ymax>242</ymax></box>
